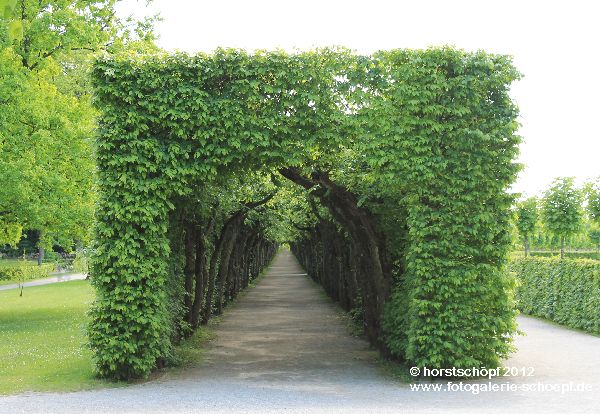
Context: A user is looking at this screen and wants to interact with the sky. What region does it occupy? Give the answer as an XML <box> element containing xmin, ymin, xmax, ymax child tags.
<box><xmin>116</xmin><ymin>0</ymin><xmax>600</xmax><ymax>197</ymax></box>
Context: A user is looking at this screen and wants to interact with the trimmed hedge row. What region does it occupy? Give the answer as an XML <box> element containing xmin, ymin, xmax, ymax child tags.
<box><xmin>529</xmin><ymin>251</ymin><xmax>599</xmax><ymax>261</ymax></box>
<box><xmin>0</xmin><ymin>263</ymin><xmax>56</xmax><ymax>281</ymax></box>
<box><xmin>92</xmin><ymin>47</ymin><xmax>521</xmax><ymax>378</ymax></box>
<box><xmin>510</xmin><ymin>258</ymin><xmax>600</xmax><ymax>335</ymax></box>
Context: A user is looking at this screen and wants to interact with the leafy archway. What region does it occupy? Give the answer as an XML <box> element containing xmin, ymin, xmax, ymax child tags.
<box><xmin>90</xmin><ymin>47</ymin><xmax>521</xmax><ymax>379</ymax></box>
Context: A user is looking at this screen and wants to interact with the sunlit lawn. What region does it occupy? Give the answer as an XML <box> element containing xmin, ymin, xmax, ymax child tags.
<box><xmin>0</xmin><ymin>279</ymin><xmax>216</xmax><ymax>395</ymax></box>
<box><xmin>0</xmin><ymin>281</ymin><xmax>118</xmax><ymax>395</ymax></box>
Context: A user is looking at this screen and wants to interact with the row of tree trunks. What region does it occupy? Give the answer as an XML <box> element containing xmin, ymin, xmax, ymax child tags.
<box><xmin>189</xmin><ymin>212</ymin><xmax>215</xmax><ymax>328</ymax></box>
<box><xmin>280</xmin><ymin>167</ymin><xmax>392</xmax><ymax>352</ymax></box>
<box><xmin>292</xmin><ymin>221</ymin><xmax>360</xmax><ymax>312</ymax></box>
<box><xmin>174</xmin><ymin>196</ymin><xmax>278</xmax><ymax>340</ymax></box>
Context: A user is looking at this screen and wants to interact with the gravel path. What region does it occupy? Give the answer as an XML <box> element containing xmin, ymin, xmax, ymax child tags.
<box><xmin>1</xmin><ymin>250</ymin><xmax>598</xmax><ymax>413</ymax></box>
<box><xmin>0</xmin><ymin>273</ymin><xmax>87</xmax><ymax>291</ymax></box>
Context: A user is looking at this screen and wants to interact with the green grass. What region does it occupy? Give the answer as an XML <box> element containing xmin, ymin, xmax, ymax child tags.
<box><xmin>167</xmin><ymin>323</ymin><xmax>217</xmax><ymax>372</ymax></box>
<box><xmin>0</xmin><ymin>280</ymin><xmax>119</xmax><ymax>395</ymax></box>
<box><xmin>0</xmin><ymin>278</ymin><xmax>232</xmax><ymax>394</ymax></box>
<box><xmin>376</xmin><ymin>357</ymin><xmax>413</xmax><ymax>383</ymax></box>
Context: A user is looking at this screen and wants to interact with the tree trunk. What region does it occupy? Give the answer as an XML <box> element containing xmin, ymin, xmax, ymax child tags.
<box><xmin>560</xmin><ymin>236</ymin><xmax>565</xmax><ymax>259</ymax></box>
<box><xmin>183</xmin><ymin>223</ymin><xmax>196</xmax><ymax>316</ymax></box>
<box><xmin>37</xmin><ymin>246</ymin><xmax>44</xmax><ymax>266</ymax></box>
<box><xmin>524</xmin><ymin>235</ymin><xmax>529</xmax><ymax>257</ymax></box>
<box><xmin>189</xmin><ymin>229</ymin><xmax>208</xmax><ymax>329</ymax></box>
<box><xmin>215</xmin><ymin>220</ymin><xmax>241</xmax><ymax>315</ymax></box>
<box><xmin>203</xmin><ymin>222</ymin><xmax>231</xmax><ymax>324</ymax></box>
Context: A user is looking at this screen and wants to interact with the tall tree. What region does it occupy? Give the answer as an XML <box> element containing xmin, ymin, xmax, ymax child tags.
<box><xmin>0</xmin><ymin>0</ymin><xmax>157</xmax><ymax>260</ymax></box>
<box><xmin>1</xmin><ymin>0</ymin><xmax>158</xmax><ymax>69</ymax></box>
<box><xmin>585</xmin><ymin>177</ymin><xmax>600</xmax><ymax>225</ymax></box>
<box><xmin>0</xmin><ymin>49</ymin><xmax>96</xmax><ymax>258</ymax></box>
<box><xmin>541</xmin><ymin>177</ymin><xmax>584</xmax><ymax>259</ymax></box>
<box><xmin>515</xmin><ymin>197</ymin><xmax>538</xmax><ymax>257</ymax></box>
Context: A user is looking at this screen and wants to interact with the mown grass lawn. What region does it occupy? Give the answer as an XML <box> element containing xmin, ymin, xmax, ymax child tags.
<box><xmin>0</xmin><ymin>280</ymin><xmax>218</xmax><ymax>395</ymax></box>
<box><xmin>0</xmin><ymin>281</ymin><xmax>118</xmax><ymax>395</ymax></box>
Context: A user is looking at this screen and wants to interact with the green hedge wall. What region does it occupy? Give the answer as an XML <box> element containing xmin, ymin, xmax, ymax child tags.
<box><xmin>92</xmin><ymin>47</ymin><xmax>521</xmax><ymax>379</ymax></box>
<box><xmin>510</xmin><ymin>258</ymin><xmax>600</xmax><ymax>335</ymax></box>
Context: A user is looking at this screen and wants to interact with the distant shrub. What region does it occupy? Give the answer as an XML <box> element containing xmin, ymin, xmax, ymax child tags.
<box><xmin>43</xmin><ymin>251</ymin><xmax>76</xmax><ymax>271</ymax></box>
<box><xmin>43</xmin><ymin>250</ymin><xmax>62</xmax><ymax>262</ymax></box>
<box><xmin>510</xmin><ymin>257</ymin><xmax>600</xmax><ymax>335</ymax></box>
<box><xmin>72</xmin><ymin>250</ymin><xmax>90</xmax><ymax>274</ymax></box>
<box><xmin>0</xmin><ymin>263</ymin><xmax>56</xmax><ymax>281</ymax></box>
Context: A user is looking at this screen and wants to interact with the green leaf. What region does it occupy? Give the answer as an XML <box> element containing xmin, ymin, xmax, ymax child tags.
<box><xmin>7</xmin><ymin>19</ymin><xmax>23</xmax><ymax>42</ymax></box>
<box><xmin>1</xmin><ymin>0</ymin><xmax>17</xmax><ymax>19</ymax></box>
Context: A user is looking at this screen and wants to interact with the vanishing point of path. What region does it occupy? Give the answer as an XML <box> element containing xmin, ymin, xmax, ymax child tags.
<box><xmin>1</xmin><ymin>250</ymin><xmax>599</xmax><ymax>413</ymax></box>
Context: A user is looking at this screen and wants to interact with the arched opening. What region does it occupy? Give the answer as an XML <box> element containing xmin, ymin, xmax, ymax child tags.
<box><xmin>89</xmin><ymin>47</ymin><xmax>521</xmax><ymax>379</ymax></box>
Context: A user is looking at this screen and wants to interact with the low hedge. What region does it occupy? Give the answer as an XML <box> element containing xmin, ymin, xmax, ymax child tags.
<box><xmin>0</xmin><ymin>263</ymin><xmax>56</xmax><ymax>282</ymax></box>
<box><xmin>529</xmin><ymin>251</ymin><xmax>599</xmax><ymax>260</ymax></box>
<box><xmin>510</xmin><ymin>251</ymin><xmax>599</xmax><ymax>261</ymax></box>
<box><xmin>510</xmin><ymin>257</ymin><xmax>600</xmax><ymax>335</ymax></box>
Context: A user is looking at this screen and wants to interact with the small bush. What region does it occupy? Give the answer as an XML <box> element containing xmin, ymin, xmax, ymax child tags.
<box><xmin>510</xmin><ymin>257</ymin><xmax>600</xmax><ymax>335</ymax></box>
<box><xmin>0</xmin><ymin>263</ymin><xmax>56</xmax><ymax>282</ymax></box>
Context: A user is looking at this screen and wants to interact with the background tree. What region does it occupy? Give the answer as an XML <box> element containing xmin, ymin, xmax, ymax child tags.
<box><xmin>541</xmin><ymin>177</ymin><xmax>584</xmax><ymax>258</ymax></box>
<box><xmin>0</xmin><ymin>53</ymin><xmax>96</xmax><ymax>262</ymax></box>
<box><xmin>515</xmin><ymin>197</ymin><xmax>538</xmax><ymax>257</ymax></box>
<box><xmin>0</xmin><ymin>0</ymin><xmax>158</xmax><ymax>261</ymax></box>
<box><xmin>585</xmin><ymin>177</ymin><xmax>600</xmax><ymax>225</ymax></box>
<box><xmin>589</xmin><ymin>227</ymin><xmax>600</xmax><ymax>252</ymax></box>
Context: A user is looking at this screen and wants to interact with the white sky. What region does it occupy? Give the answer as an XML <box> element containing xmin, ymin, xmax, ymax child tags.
<box><xmin>116</xmin><ymin>0</ymin><xmax>600</xmax><ymax>197</ymax></box>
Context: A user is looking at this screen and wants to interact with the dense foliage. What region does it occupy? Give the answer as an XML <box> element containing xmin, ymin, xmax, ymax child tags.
<box><xmin>515</xmin><ymin>197</ymin><xmax>538</xmax><ymax>256</ymax></box>
<box><xmin>589</xmin><ymin>228</ymin><xmax>600</xmax><ymax>252</ymax></box>
<box><xmin>510</xmin><ymin>257</ymin><xmax>600</xmax><ymax>335</ymax></box>
<box><xmin>586</xmin><ymin>178</ymin><xmax>600</xmax><ymax>225</ymax></box>
<box><xmin>0</xmin><ymin>0</ymin><xmax>156</xmax><ymax>257</ymax></box>
<box><xmin>91</xmin><ymin>47</ymin><xmax>522</xmax><ymax>379</ymax></box>
<box><xmin>0</xmin><ymin>47</ymin><xmax>95</xmax><ymax>250</ymax></box>
<box><xmin>511</xmin><ymin>177</ymin><xmax>600</xmax><ymax>255</ymax></box>
<box><xmin>539</xmin><ymin>178</ymin><xmax>584</xmax><ymax>258</ymax></box>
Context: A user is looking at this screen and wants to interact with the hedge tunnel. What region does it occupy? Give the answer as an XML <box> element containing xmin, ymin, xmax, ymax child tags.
<box><xmin>90</xmin><ymin>47</ymin><xmax>521</xmax><ymax>380</ymax></box>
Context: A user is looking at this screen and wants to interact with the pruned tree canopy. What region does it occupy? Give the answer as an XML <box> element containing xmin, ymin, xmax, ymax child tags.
<box><xmin>90</xmin><ymin>47</ymin><xmax>521</xmax><ymax>379</ymax></box>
